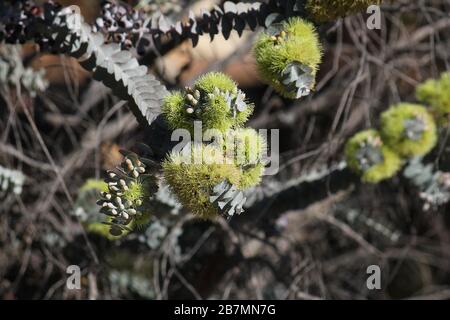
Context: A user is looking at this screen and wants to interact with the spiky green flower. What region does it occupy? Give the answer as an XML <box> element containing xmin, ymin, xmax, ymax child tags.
<box><xmin>162</xmin><ymin>72</ymin><xmax>253</xmax><ymax>133</ymax></box>
<box><xmin>223</xmin><ymin>128</ymin><xmax>267</xmax><ymax>188</ymax></box>
<box><xmin>163</xmin><ymin>143</ymin><xmax>243</xmax><ymax>219</ymax></box>
<box><xmin>306</xmin><ymin>0</ymin><xmax>382</xmax><ymax>23</ymax></box>
<box><xmin>380</xmin><ymin>103</ymin><xmax>437</xmax><ymax>158</ymax></box>
<box><xmin>224</xmin><ymin>128</ymin><xmax>266</xmax><ymax>165</ymax></box>
<box><xmin>416</xmin><ymin>72</ymin><xmax>450</xmax><ymax>123</ymax></box>
<box><xmin>97</xmin><ymin>152</ymin><xmax>157</xmax><ymax>236</ymax></box>
<box><xmin>345</xmin><ymin>129</ymin><xmax>402</xmax><ymax>183</ymax></box>
<box><xmin>253</xmin><ymin>17</ymin><xmax>322</xmax><ymax>99</ymax></box>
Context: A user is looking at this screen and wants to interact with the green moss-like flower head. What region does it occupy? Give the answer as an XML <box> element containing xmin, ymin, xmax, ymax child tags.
<box><xmin>306</xmin><ymin>0</ymin><xmax>382</xmax><ymax>23</ymax></box>
<box><xmin>416</xmin><ymin>72</ymin><xmax>450</xmax><ymax>123</ymax></box>
<box><xmin>223</xmin><ymin>128</ymin><xmax>267</xmax><ymax>188</ymax></box>
<box><xmin>254</xmin><ymin>17</ymin><xmax>322</xmax><ymax>99</ymax></box>
<box><xmin>223</xmin><ymin>128</ymin><xmax>267</xmax><ymax>166</ymax></box>
<box><xmin>97</xmin><ymin>153</ymin><xmax>157</xmax><ymax>236</ymax></box>
<box><xmin>380</xmin><ymin>103</ymin><xmax>437</xmax><ymax>158</ymax></box>
<box><xmin>162</xmin><ymin>72</ymin><xmax>253</xmax><ymax>133</ymax></box>
<box><xmin>163</xmin><ymin>143</ymin><xmax>243</xmax><ymax>219</ymax></box>
<box><xmin>195</xmin><ymin>72</ymin><xmax>238</xmax><ymax>95</ymax></box>
<box><xmin>345</xmin><ymin>129</ymin><xmax>402</xmax><ymax>184</ymax></box>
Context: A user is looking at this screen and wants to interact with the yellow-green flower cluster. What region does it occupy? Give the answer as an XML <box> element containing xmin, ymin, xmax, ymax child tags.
<box><xmin>163</xmin><ymin>131</ymin><xmax>266</xmax><ymax>218</ymax></box>
<box><xmin>345</xmin><ymin>130</ymin><xmax>402</xmax><ymax>184</ymax></box>
<box><xmin>253</xmin><ymin>17</ymin><xmax>322</xmax><ymax>99</ymax></box>
<box><xmin>380</xmin><ymin>103</ymin><xmax>437</xmax><ymax>158</ymax></box>
<box><xmin>163</xmin><ymin>143</ymin><xmax>242</xmax><ymax>219</ymax></box>
<box><xmin>162</xmin><ymin>72</ymin><xmax>253</xmax><ymax>134</ymax></box>
<box><xmin>346</xmin><ymin>103</ymin><xmax>438</xmax><ymax>184</ymax></box>
<box><xmin>416</xmin><ymin>72</ymin><xmax>450</xmax><ymax>123</ymax></box>
<box><xmin>162</xmin><ymin>73</ymin><xmax>266</xmax><ymax>219</ymax></box>
<box><xmin>222</xmin><ymin>128</ymin><xmax>267</xmax><ymax>189</ymax></box>
<box><xmin>306</xmin><ymin>0</ymin><xmax>382</xmax><ymax>23</ymax></box>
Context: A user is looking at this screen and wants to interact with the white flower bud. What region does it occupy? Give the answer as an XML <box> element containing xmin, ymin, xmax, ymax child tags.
<box><xmin>107</xmin><ymin>203</ymin><xmax>116</xmax><ymax>209</ymax></box>
<box><xmin>125</xmin><ymin>159</ymin><xmax>134</xmax><ymax>171</ymax></box>
<box><xmin>137</xmin><ymin>167</ymin><xmax>145</xmax><ymax>173</ymax></box>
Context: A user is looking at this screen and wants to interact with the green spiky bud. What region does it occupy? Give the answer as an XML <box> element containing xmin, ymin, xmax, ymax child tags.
<box><xmin>380</xmin><ymin>103</ymin><xmax>437</xmax><ymax>158</ymax></box>
<box><xmin>345</xmin><ymin>129</ymin><xmax>402</xmax><ymax>184</ymax></box>
<box><xmin>306</xmin><ymin>0</ymin><xmax>383</xmax><ymax>23</ymax></box>
<box><xmin>163</xmin><ymin>143</ymin><xmax>243</xmax><ymax>219</ymax></box>
<box><xmin>416</xmin><ymin>72</ymin><xmax>450</xmax><ymax>123</ymax></box>
<box><xmin>253</xmin><ymin>17</ymin><xmax>322</xmax><ymax>99</ymax></box>
<box><xmin>162</xmin><ymin>72</ymin><xmax>253</xmax><ymax>133</ymax></box>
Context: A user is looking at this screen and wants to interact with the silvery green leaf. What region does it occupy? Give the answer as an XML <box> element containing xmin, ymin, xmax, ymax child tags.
<box><xmin>403</xmin><ymin>157</ymin><xmax>450</xmax><ymax>209</ymax></box>
<box><xmin>281</xmin><ymin>62</ymin><xmax>315</xmax><ymax>98</ymax></box>
<box><xmin>266</xmin><ymin>23</ymin><xmax>284</xmax><ymax>36</ymax></box>
<box><xmin>403</xmin><ymin>117</ymin><xmax>425</xmax><ymax>141</ymax></box>
<box><xmin>209</xmin><ymin>180</ymin><xmax>246</xmax><ymax>218</ymax></box>
<box><xmin>235</xmin><ymin>91</ymin><xmax>247</xmax><ymax>112</ymax></box>
<box><xmin>355</xmin><ymin>144</ymin><xmax>383</xmax><ymax>171</ymax></box>
<box><xmin>265</xmin><ymin>13</ymin><xmax>281</xmax><ymax>28</ymax></box>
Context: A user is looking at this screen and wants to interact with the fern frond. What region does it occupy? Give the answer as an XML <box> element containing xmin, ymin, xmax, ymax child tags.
<box><xmin>245</xmin><ymin>161</ymin><xmax>347</xmax><ymax>207</ymax></box>
<box><xmin>48</xmin><ymin>7</ymin><xmax>169</xmax><ymax>126</ymax></box>
<box><xmin>96</xmin><ymin>0</ymin><xmax>309</xmax><ymax>56</ymax></box>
